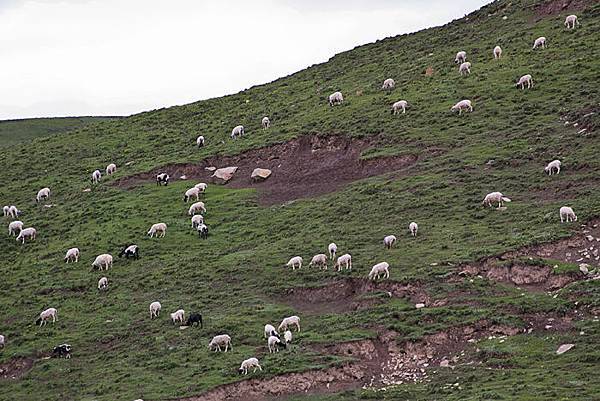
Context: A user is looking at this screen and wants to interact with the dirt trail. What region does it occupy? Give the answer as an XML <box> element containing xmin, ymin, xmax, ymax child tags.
<box><xmin>0</xmin><ymin>357</ymin><xmax>34</xmax><ymax>380</ymax></box>
<box><xmin>534</xmin><ymin>0</ymin><xmax>593</xmax><ymax>18</ymax></box>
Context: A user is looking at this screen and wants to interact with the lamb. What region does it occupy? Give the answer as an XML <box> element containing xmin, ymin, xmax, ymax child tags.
<box><xmin>286</xmin><ymin>256</ymin><xmax>303</xmax><ymax>270</ymax></box>
<box><xmin>392</xmin><ymin>100</ymin><xmax>409</xmax><ymax>115</ymax></box>
<box><xmin>147</xmin><ymin>223</ymin><xmax>167</xmax><ymax>238</ymax></box>
<box><xmin>544</xmin><ymin>160</ymin><xmax>561</xmax><ymax>175</ymax></box>
<box><xmin>493</xmin><ymin>45</ymin><xmax>502</xmax><ymax>59</ymax></box>
<box><xmin>334</xmin><ymin>254</ymin><xmax>352</xmax><ymax>272</ymax></box>
<box><xmin>284</xmin><ymin>330</ymin><xmax>292</xmax><ymax>344</ymax></box>
<box><xmin>97</xmin><ymin>277</ymin><xmax>108</xmax><ymax>290</ymax></box>
<box><xmin>565</xmin><ymin>15</ymin><xmax>579</xmax><ymax>29</ymax></box>
<box><xmin>262</xmin><ymin>116</ymin><xmax>270</xmax><ymax>129</ymax></box>
<box><xmin>36</xmin><ymin>187</ymin><xmax>50</xmax><ymax>202</ymax></box>
<box><xmin>16</xmin><ymin>227</ymin><xmax>36</xmax><ymax>244</ymax></box>
<box><xmin>196</xmin><ymin>135</ymin><xmax>205</xmax><ymax>147</ymax></box>
<box><xmin>188</xmin><ymin>202</ymin><xmax>206</xmax><ymax>216</ymax></box>
<box><xmin>560</xmin><ymin>206</ymin><xmax>577</xmax><ymax>223</ymax></box>
<box><xmin>455</xmin><ymin>51</ymin><xmax>467</xmax><ymax>64</ymax></box>
<box><xmin>451</xmin><ymin>100</ymin><xmax>473</xmax><ymax>114</ymax></box>
<box><xmin>197</xmin><ymin>223</ymin><xmax>209</xmax><ymax>239</ymax></box>
<box><xmin>409</xmin><ymin>222</ymin><xmax>418</xmax><ymax>237</ymax></box>
<box><xmin>328</xmin><ymin>91</ymin><xmax>344</xmax><ymax>106</ymax></box>
<box><xmin>185</xmin><ymin>312</ymin><xmax>203</xmax><ymax>327</ymax></box>
<box><xmin>231</xmin><ymin>125</ymin><xmax>244</xmax><ymax>139</ymax></box>
<box><xmin>368</xmin><ymin>262</ymin><xmax>390</xmax><ymax>281</ymax></box>
<box><xmin>383</xmin><ymin>235</ymin><xmax>396</xmax><ymax>249</ymax></box>
<box><xmin>194</xmin><ymin>182</ymin><xmax>208</xmax><ymax>193</ymax></box>
<box><xmin>52</xmin><ymin>344</ymin><xmax>72</xmax><ymax>359</ymax></box>
<box><xmin>2</xmin><ymin>206</ymin><xmax>8</xmax><ymax>217</ymax></box>
<box><xmin>8</xmin><ymin>205</ymin><xmax>20</xmax><ymax>218</ymax></box>
<box><xmin>36</xmin><ymin>307</ymin><xmax>58</xmax><ymax>326</ymax></box>
<box><xmin>156</xmin><ymin>173</ymin><xmax>170</xmax><ymax>186</ymax></box>
<box><xmin>239</xmin><ymin>357</ymin><xmax>262</xmax><ymax>375</ymax></box>
<box><xmin>8</xmin><ymin>220</ymin><xmax>23</xmax><ymax>236</ymax></box>
<box><xmin>209</xmin><ymin>334</ymin><xmax>232</xmax><ymax>352</ymax></box>
<box><xmin>482</xmin><ymin>192</ymin><xmax>511</xmax><ymax>208</ymax></box>
<box><xmin>106</xmin><ymin>163</ymin><xmax>117</xmax><ymax>175</ymax></box>
<box><xmin>118</xmin><ymin>244</ymin><xmax>139</xmax><ymax>259</ymax></box>
<box><xmin>149</xmin><ymin>301</ymin><xmax>162</xmax><ymax>319</ymax></box>
<box><xmin>459</xmin><ymin>62</ymin><xmax>471</xmax><ymax>75</ymax></box>
<box><xmin>170</xmin><ymin>309</ymin><xmax>185</xmax><ymax>325</ymax></box>
<box><xmin>191</xmin><ymin>214</ymin><xmax>204</xmax><ymax>229</ymax></box>
<box><xmin>92</xmin><ymin>254</ymin><xmax>113</xmax><ymax>270</ymax></box>
<box><xmin>264</xmin><ymin>324</ymin><xmax>279</xmax><ymax>339</ymax></box>
<box><xmin>516</xmin><ymin>74</ymin><xmax>533</xmax><ymax>89</ymax></box>
<box><xmin>268</xmin><ymin>335</ymin><xmax>286</xmax><ymax>353</ymax></box>
<box><xmin>309</xmin><ymin>253</ymin><xmax>328</xmax><ymax>269</ymax></box>
<box><xmin>0</xmin><ymin>334</ymin><xmax>4</xmax><ymax>348</ymax></box>
<box><xmin>382</xmin><ymin>78</ymin><xmax>395</xmax><ymax>90</ymax></box>
<box><xmin>91</xmin><ymin>170</ymin><xmax>102</xmax><ymax>184</ymax></box>
<box><xmin>184</xmin><ymin>187</ymin><xmax>201</xmax><ymax>202</ymax></box>
<box><xmin>328</xmin><ymin>243</ymin><xmax>337</xmax><ymax>260</ymax></box>
<box><xmin>278</xmin><ymin>315</ymin><xmax>300</xmax><ymax>332</ymax></box>
<box><xmin>64</xmin><ymin>247</ymin><xmax>80</xmax><ymax>263</ymax></box>
<box><xmin>533</xmin><ymin>36</ymin><xmax>546</xmax><ymax>49</ymax></box>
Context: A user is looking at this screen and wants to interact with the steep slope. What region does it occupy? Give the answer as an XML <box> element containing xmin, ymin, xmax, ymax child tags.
<box><xmin>1</xmin><ymin>1</ymin><xmax>600</xmax><ymax>400</ymax></box>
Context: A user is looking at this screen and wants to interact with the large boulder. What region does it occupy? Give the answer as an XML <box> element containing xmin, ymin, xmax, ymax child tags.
<box><xmin>251</xmin><ymin>168</ymin><xmax>272</xmax><ymax>181</ymax></box>
<box><xmin>211</xmin><ymin>167</ymin><xmax>238</xmax><ymax>183</ymax></box>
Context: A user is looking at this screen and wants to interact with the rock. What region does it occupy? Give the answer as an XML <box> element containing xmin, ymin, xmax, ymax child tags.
<box><xmin>586</xmin><ymin>235</ymin><xmax>595</xmax><ymax>242</ymax></box>
<box><xmin>251</xmin><ymin>168</ymin><xmax>272</xmax><ymax>181</ymax></box>
<box><xmin>125</xmin><ymin>161</ymin><xmax>134</xmax><ymax>166</ymax></box>
<box><xmin>180</xmin><ymin>175</ymin><xmax>187</xmax><ymax>180</ymax></box>
<box><xmin>439</xmin><ymin>360</ymin><xmax>450</xmax><ymax>367</ymax></box>
<box><xmin>502</xmin><ymin>15</ymin><xmax>508</xmax><ymax>20</ymax></box>
<box><xmin>579</xmin><ymin>264</ymin><xmax>590</xmax><ymax>274</ymax></box>
<box><xmin>211</xmin><ymin>166</ymin><xmax>238</xmax><ymax>183</ymax></box>
<box><xmin>415</xmin><ymin>303</ymin><xmax>426</xmax><ymax>309</ymax></box>
<box><xmin>83</xmin><ymin>188</ymin><xmax>91</xmax><ymax>192</ymax></box>
<box><xmin>205</xmin><ymin>166</ymin><xmax>217</xmax><ymax>171</ymax></box>
<box><xmin>556</xmin><ymin>344</ymin><xmax>575</xmax><ymax>355</ymax></box>
<box><xmin>43</xmin><ymin>204</ymin><xmax>54</xmax><ymax>208</ymax></box>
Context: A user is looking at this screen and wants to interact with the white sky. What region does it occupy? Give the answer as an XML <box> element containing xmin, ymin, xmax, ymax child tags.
<box><xmin>0</xmin><ymin>0</ymin><xmax>491</xmax><ymax>120</ymax></box>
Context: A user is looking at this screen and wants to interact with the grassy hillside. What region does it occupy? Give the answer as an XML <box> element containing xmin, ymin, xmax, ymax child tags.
<box><xmin>1</xmin><ymin>1</ymin><xmax>600</xmax><ymax>400</ymax></box>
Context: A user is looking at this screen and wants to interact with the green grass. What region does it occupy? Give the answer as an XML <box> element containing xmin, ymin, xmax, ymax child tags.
<box><xmin>1</xmin><ymin>1</ymin><xmax>600</xmax><ymax>400</ymax></box>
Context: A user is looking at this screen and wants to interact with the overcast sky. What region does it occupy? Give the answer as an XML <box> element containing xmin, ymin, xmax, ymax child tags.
<box><xmin>0</xmin><ymin>0</ymin><xmax>491</xmax><ymax>120</ymax></box>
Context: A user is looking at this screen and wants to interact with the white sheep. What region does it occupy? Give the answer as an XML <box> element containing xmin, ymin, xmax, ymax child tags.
<box><xmin>64</xmin><ymin>247</ymin><xmax>80</xmax><ymax>263</ymax></box>
<box><xmin>368</xmin><ymin>262</ymin><xmax>390</xmax><ymax>281</ymax></box>
<box><xmin>544</xmin><ymin>160</ymin><xmax>561</xmax><ymax>175</ymax></box>
<box><xmin>92</xmin><ymin>254</ymin><xmax>113</xmax><ymax>270</ymax></box>
<box><xmin>36</xmin><ymin>307</ymin><xmax>57</xmax><ymax>326</ymax></box>
<box><xmin>231</xmin><ymin>125</ymin><xmax>244</xmax><ymax>139</ymax></box>
<box><xmin>8</xmin><ymin>206</ymin><xmax>20</xmax><ymax>218</ymax></box>
<box><xmin>409</xmin><ymin>222</ymin><xmax>418</xmax><ymax>237</ymax></box>
<box><xmin>209</xmin><ymin>334</ymin><xmax>232</xmax><ymax>352</ymax></box>
<box><xmin>383</xmin><ymin>235</ymin><xmax>396</xmax><ymax>249</ymax></box>
<box><xmin>459</xmin><ymin>62</ymin><xmax>471</xmax><ymax>75</ymax></box>
<box><xmin>382</xmin><ymin>78</ymin><xmax>395</xmax><ymax>90</ymax></box>
<box><xmin>36</xmin><ymin>187</ymin><xmax>50</xmax><ymax>203</ymax></box>
<box><xmin>328</xmin><ymin>91</ymin><xmax>344</xmax><ymax>106</ymax></box>
<box><xmin>8</xmin><ymin>220</ymin><xmax>23</xmax><ymax>236</ymax></box>
<box><xmin>493</xmin><ymin>45</ymin><xmax>502</xmax><ymax>59</ymax></box>
<box><xmin>262</xmin><ymin>116</ymin><xmax>270</xmax><ymax>129</ymax></box>
<box><xmin>482</xmin><ymin>192</ymin><xmax>511</xmax><ymax>208</ymax></box>
<box><xmin>91</xmin><ymin>169</ymin><xmax>102</xmax><ymax>184</ymax></box>
<box><xmin>0</xmin><ymin>334</ymin><xmax>4</xmax><ymax>348</ymax></box>
<box><xmin>184</xmin><ymin>187</ymin><xmax>201</xmax><ymax>202</ymax></box>
<box><xmin>170</xmin><ymin>309</ymin><xmax>185</xmax><ymax>325</ymax></box>
<box><xmin>309</xmin><ymin>253</ymin><xmax>328</xmax><ymax>270</ymax></box>
<box><xmin>196</xmin><ymin>135</ymin><xmax>205</xmax><ymax>147</ymax></box>
<box><xmin>147</xmin><ymin>223</ymin><xmax>167</xmax><ymax>238</ymax></box>
<box><xmin>16</xmin><ymin>227</ymin><xmax>36</xmax><ymax>244</ymax></box>
<box><xmin>268</xmin><ymin>335</ymin><xmax>284</xmax><ymax>353</ymax></box>
<box><xmin>286</xmin><ymin>256</ymin><xmax>303</xmax><ymax>270</ymax></box>
<box><xmin>264</xmin><ymin>324</ymin><xmax>279</xmax><ymax>339</ymax></box>
<box><xmin>560</xmin><ymin>206</ymin><xmax>577</xmax><ymax>223</ymax></box>
<box><xmin>284</xmin><ymin>330</ymin><xmax>292</xmax><ymax>344</ymax></box>
<box><xmin>565</xmin><ymin>15</ymin><xmax>579</xmax><ymax>29</ymax></box>
<box><xmin>392</xmin><ymin>100</ymin><xmax>408</xmax><ymax>115</ymax></box>
<box><xmin>194</xmin><ymin>182</ymin><xmax>208</xmax><ymax>193</ymax></box>
<box><xmin>239</xmin><ymin>357</ymin><xmax>262</xmax><ymax>374</ymax></box>
<box><xmin>191</xmin><ymin>214</ymin><xmax>204</xmax><ymax>229</ymax></box>
<box><xmin>334</xmin><ymin>254</ymin><xmax>352</xmax><ymax>272</ymax></box>
<box><xmin>278</xmin><ymin>315</ymin><xmax>300</xmax><ymax>332</ymax></box>
<box><xmin>2</xmin><ymin>206</ymin><xmax>8</xmax><ymax>217</ymax></box>
<box><xmin>97</xmin><ymin>277</ymin><xmax>108</xmax><ymax>290</ymax></box>
<box><xmin>149</xmin><ymin>301</ymin><xmax>161</xmax><ymax>319</ymax></box>
<box><xmin>455</xmin><ymin>51</ymin><xmax>467</xmax><ymax>64</ymax></box>
<box><xmin>328</xmin><ymin>243</ymin><xmax>337</xmax><ymax>260</ymax></box>
<box><xmin>188</xmin><ymin>201</ymin><xmax>206</xmax><ymax>216</ymax></box>
<box><xmin>451</xmin><ymin>100</ymin><xmax>473</xmax><ymax>114</ymax></box>
<box><xmin>533</xmin><ymin>36</ymin><xmax>546</xmax><ymax>49</ymax></box>
<box><xmin>516</xmin><ymin>74</ymin><xmax>533</xmax><ymax>89</ymax></box>
<box><xmin>106</xmin><ymin>163</ymin><xmax>117</xmax><ymax>175</ymax></box>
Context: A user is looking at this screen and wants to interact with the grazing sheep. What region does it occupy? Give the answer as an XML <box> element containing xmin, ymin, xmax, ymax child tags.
<box><xmin>197</xmin><ymin>223</ymin><xmax>209</xmax><ymax>239</ymax></box>
<box><xmin>188</xmin><ymin>202</ymin><xmax>206</xmax><ymax>216</ymax></box>
<box><xmin>194</xmin><ymin>182</ymin><xmax>208</xmax><ymax>193</ymax></box>
<box><xmin>328</xmin><ymin>91</ymin><xmax>344</xmax><ymax>106</ymax></box>
<box><xmin>231</xmin><ymin>125</ymin><xmax>244</xmax><ymax>139</ymax></box>
<box><xmin>284</xmin><ymin>330</ymin><xmax>292</xmax><ymax>344</ymax></box>
<box><xmin>191</xmin><ymin>214</ymin><xmax>204</xmax><ymax>229</ymax></box>
<box><xmin>209</xmin><ymin>334</ymin><xmax>232</xmax><ymax>352</ymax></box>
<box><xmin>455</xmin><ymin>51</ymin><xmax>467</xmax><ymax>64</ymax></box>
<box><xmin>493</xmin><ymin>45</ymin><xmax>502</xmax><ymax>59</ymax></box>
<box><xmin>8</xmin><ymin>220</ymin><xmax>23</xmax><ymax>236</ymax></box>
<box><xmin>16</xmin><ymin>227</ymin><xmax>36</xmax><ymax>244</ymax></box>
<box><xmin>0</xmin><ymin>334</ymin><xmax>4</xmax><ymax>348</ymax></box>
<box><xmin>97</xmin><ymin>277</ymin><xmax>108</xmax><ymax>290</ymax></box>
<box><xmin>8</xmin><ymin>205</ymin><xmax>21</xmax><ymax>218</ymax></box>
<box><xmin>409</xmin><ymin>222</ymin><xmax>418</xmax><ymax>237</ymax></box>
<box><xmin>170</xmin><ymin>309</ymin><xmax>185</xmax><ymax>325</ymax></box>
<box><xmin>91</xmin><ymin>170</ymin><xmax>102</xmax><ymax>184</ymax></box>
<box><xmin>106</xmin><ymin>163</ymin><xmax>117</xmax><ymax>175</ymax></box>
<box><xmin>185</xmin><ymin>312</ymin><xmax>203</xmax><ymax>327</ymax></box>
<box><xmin>382</xmin><ymin>78</ymin><xmax>395</xmax><ymax>90</ymax></box>
<box><xmin>482</xmin><ymin>192</ymin><xmax>511</xmax><ymax>208</ymax></box>
<box><xmin>533</xmin><ymin>36</ymin><xmax>546</xmax><ymax>49</ymax></box>
<box><xmin>451</xmin><ymin>100</ymin><xmax>473</xmax><ymax>114</ymax></box>
<box><xmin>2</xmin><ymin>206</ymin><xmax>8</xmax><ymax>217</ymax></box>
<box><xmin>36</xmin><ymin>307</ymin><xmax>57</xmax><ymax>326</ymax></box>
<box><xmin>149</xmin><ymin>301</ymin><xmax>161</xmax><ymax>319</ymax></box>
<box><xmin>52</xmin><ymin>344</ymin><xmax>72</xmax><ymax>359</ymax></box>
<box><xmin>459</xmin><ymin>62</ymin><xmax>471</xmax><ymax>75</ymax></box>
<box><xmin>560</xmin><ymin>206</ymin><xmax>577</xmax><ymax>223</ymax></box>
<box><xmin>392</xmin><ymin>100</ymin><xmax>409</xmax><ymax>115</ymax></box>
<box><xmin>268</xmin><ymin>335</ymin><xmax>286</xmax><ymax>353</ymax></box>
<box><xmin>544</xmin><ymin>160</ymin><xmax>561</xmax><ymax>175</ymax></box>
<box><xmin>262</xmin><ymin>116</ymin><xmax>270</xmax><ymax>129</ymax></box>
<box><xmin>278</xmin><ymin>316</ymin><xmax>300</xmax><ymax>332</ymax></box>
<box><xmin>64</xmin><ymin>247</ymin><xmax>80</xmax><ymax>263</ymax></box>
<box><xmin>147</xmin><ymin>223</ymin><xmax>167</xmax><ymax>238</ymax></box>
<box><xmin>328</xmin><ymin>243</ymin><xmax>337</xmax><ymax>260</ymax></box>
<box><xmin>368</xmin><ymin>262</ymin><xmax>390</xmax><ymax>281</ymax></box>
<box><xmin>334</xmin><ymin>254</ymin><xmax>352</xmax><ymax>272</ymax></box>
<box><xmin>92</xmin><ymin>254</ymin><xmax>113</xmax><ymax>270</ymax></box>
<box><xmin>36</xmin><ymin>187</ymin><xmax>50</xmax><ymax>203</ymax></box>
<box><xmin>118</xmin><ymin>244</ymin><xmax>139</xmax><ymax>259</ymax></box>
<box><xmin>309</xmin><ymin>253</ymin><xmax>328</xmax><ymax>270</ymax></box>
<box><xmin>196</xmin><ymin>135</ymin><xmax>205</xmax><ymax>147</ymax></box>
<box><xmin>156</xmin><ymin>173</ymin><xmax>170</xmax><ymax>186</ymax></box>
<box><xmin>239</xmin><ymin>357</ymin><xmax>262</xmax><ymax>375</ymax></box>
<box><xmin>184</xmin><ymin>187</ymin><xmax>201</xmax><ymax>202</ymax></box>
<box><xmin>565</xmin><ymin>15</ymin><xmax>579</xmax><ymax>29</ymax></box>
<box><xmin>264</xmin><ymin>324</ymin><xmax>279</xmax><ymax>339</ymax></box>
<box><xmin>516</xmin><ymin>74</ymin><xmax>533</xmax><ymax>89</ymax></box>
<box><xmin>383</xmin><ymin>235</ymin><xmax>396</xmax><ymax>249</ymax></box>
<box><xmin>286</xmin><ymin>256</ymin><xmax>303</xmax><ymax>270</ymax></box>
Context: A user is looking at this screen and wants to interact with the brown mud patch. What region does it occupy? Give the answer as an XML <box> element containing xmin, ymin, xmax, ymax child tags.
<box><xmin>0</xmin><ymin>357</ymin><xmax>34</xmax><ymax>380</ymax></box>
<box><xmin>533</xmin><ymin>0</ymin><xmax>593</xmax><ymax>19</ymax></box>
<box><xmin>116</xmin><ymin>135</ymin><xmax>431</xmax><ymax>205</ymax></box>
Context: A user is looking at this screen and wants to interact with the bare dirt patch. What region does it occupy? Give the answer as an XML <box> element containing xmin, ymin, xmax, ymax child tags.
<box><xmin>533</xmin><ymin>0</ymin><xmax>593</xmax><ymax>19</ymax></box>
<box><xmin>0</xmin><ymin>357</ymin><xmax>34</xmax><ymax>381</ymax></box>
<box><xmin>116</xmin><ymin>135</ymin><xmax>427</xmax><ymax>205</ymax></box>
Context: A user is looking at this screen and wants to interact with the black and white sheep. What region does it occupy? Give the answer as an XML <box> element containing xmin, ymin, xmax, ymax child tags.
<box><xmin>268</xmin><ymin>335</ymin><xmax>286</xmax><ymax>353</ymax></box>
<box><xmin>156</xmin><ymin>173</ymin><xmax>170</xmax><ymax>186</ymax></box>
<box><xmin>91</xmin><ymin>170</ymin><xmax>102</xmax><ymax>184</ymax></box>
<box><xmin>98</xmin><ymin>277</ymin><xmax>108</xmax><ymax>290</ymax></box>
<box><xmin>118</xmin><ymin>244</ymin><xmax>139</xmax><ymax>259</ymax></box>
<box><xmin>52</xmin><ymin>344</ymin><xmax>72</xmax><ymax>359</ymax></box>
<box><xmin>197</xmin><ymin>223</ymin><xmax>209</xmax><ymax>239</ymax></box>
